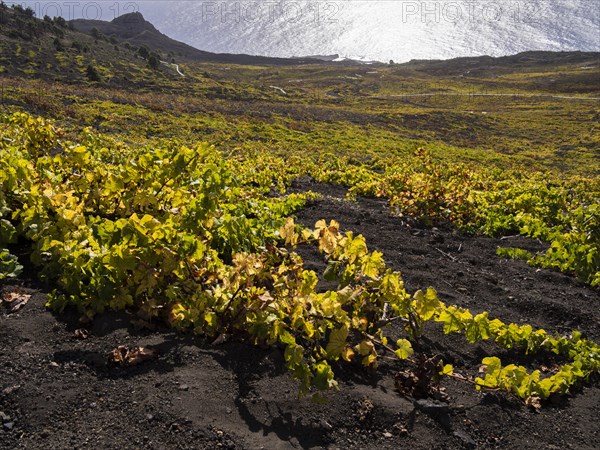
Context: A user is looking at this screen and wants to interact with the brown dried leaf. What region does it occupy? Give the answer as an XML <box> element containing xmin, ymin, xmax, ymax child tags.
<box><xmin>109</xmin><ymin>345</ymin><xmax>156</xmax><ymax>365</ymax></box>
<box><xmin>126</xmin><ymin>347</ymin><xmax>156</xmax><ymax>365</ymax></box>
<box><xmin>2</xmin><ymin>291</ymin><xmax>31</xmax><ymax>313</ymax></box>
<box><xmin>525</xmin><ymin>395</ymin><xmax>542</xmax><ymax>412</ymax></box>
<box><xmin>74</xmin><ymin>329</ymin><xmax>89</xmax><ymax>340</ymax></box>
<box><xmin>109</xmin><ymin>345</ymin><xmax>129</xmax><ymax>364</ymax></box>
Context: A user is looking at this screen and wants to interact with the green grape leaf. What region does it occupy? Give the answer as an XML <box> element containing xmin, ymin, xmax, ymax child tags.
<box><xmin>412</xmin><ymin>287</ymin><xmax>441</xmax><ymax>321</ymax></box>
<box><xmin>325</xmin><ymin>325</ymin><xmax>349</xmax><ymax>359</ymax></box>
<box><xmin>395</xmin><ymin>339</ymin><xmax>414</xmax><ymax>360</ymax></box>
<box><xmin>313</xmin><ymin>361</ymin><xmax>338</xmax><ymax>391</ymax></box>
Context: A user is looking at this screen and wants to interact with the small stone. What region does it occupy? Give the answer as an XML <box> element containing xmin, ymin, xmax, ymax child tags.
<box><xmin>178</xmin><ymin>384</ymin><xmax>189</xmax><ymax>391</ymax></box>
<box><xmin>49</xmin><ymin>362</ymin><xmax>59</xmax><ymax>368</ymax></box>
<box><xmin>320</xmin><ymin>419</ymin><xmax>333</xmax><ymax>431</ymax></box>
<box><xmin>414</xmin><ymin>399</ymin><xmax>450</xmax><ymax>414</ymax></box>
<box><xmin>383</xmin><ymin>432</ymin><xmax>393</xmax><ymax>438</ymax></box>
<box><xmin>0</xmin><ymin>412</ymin><xmax>9</xmax><ymax>422</ymax></box>
<box><xmin>226</xmin><ymin>408</ymin><xmax>232</xmax><ymax>414</ymax></box>
<box><xmin>3</xmin><ymin>422</ymin><xmax>14</xmax><ymax>431</ymax></box>
<box><xmin>146</xmin><ymin>414</ymin><xmax>154</xmax><ymax>421</ymax></box>
<box><xmin>2</xmin><ymin>385</ymin><xmax>19</xmax><ymax>395</ymax></box>
<box><xmin>453</xmin><ymin>430</ymin><xmax>476</xmax><ymax>448</ymax></box>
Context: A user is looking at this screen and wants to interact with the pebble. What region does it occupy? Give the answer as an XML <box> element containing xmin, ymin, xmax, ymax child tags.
<box><xmin>453</xmin><ymin>429</ymin><xmax>476</xmax><ymax>448</ymax></box>
<box><xmin>0</xmin><ymin>412</ymin><xmax>9</xmax><ymax>423</ymax></box>
<box><xmin>178</xmin><ymin>384</ymin><xmax>190</xmax><ymax>391</ymax></box>
<box><xmin>3</xmin><ymin>422</ymin><xmax>14</xmax><ymax>431</ymax></box>
<box><xmin>2</xmin><ymin>385</ymin><xmax>19</xmax><ymax>395</ymax></box>
<box><xmin>320</xmin><ymin>419</ymin><xmax>333</xmax><ymax>431</ymax></box>
<box><xmin>414</xmin><ymin>399</ymin><xmax>450</xmax><ymax>414</ymax></box>
<box><xmin>383</xmin><ymin>432</ymin><xmax>393</xmax><ymax>438</ymax></box>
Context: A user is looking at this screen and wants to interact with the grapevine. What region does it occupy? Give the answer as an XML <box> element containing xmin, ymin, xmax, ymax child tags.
<box><xmin>1</xmin><ymin>112</ymin><xmax>598</xmax><ymax>407</ymax></box>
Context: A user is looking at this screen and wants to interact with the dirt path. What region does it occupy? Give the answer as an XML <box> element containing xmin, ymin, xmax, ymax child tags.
<box><xmin>1</xmin><ymin>180</ymin><xmax>598</xmax><ymax>450</ymax></box>
<box><xmin>160</xmin><ymin>61</ymin><xmax>185</xmax><ymax>77</ymax></box>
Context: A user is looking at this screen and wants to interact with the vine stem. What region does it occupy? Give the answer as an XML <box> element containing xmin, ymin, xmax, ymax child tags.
<box><xmin>363</xmin><ymin>332</ymin><xmax>497</xmax><ymax>392</ymax></box>
<box><xmin>362</xmin><ymin>331</ymin><xmax>418</xmax><ymax>365</ymax></box>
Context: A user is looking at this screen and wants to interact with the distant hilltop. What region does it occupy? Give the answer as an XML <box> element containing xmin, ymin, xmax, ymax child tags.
<box><xmin>293</xmin><ymin>54</ymin><xmax>340</xmax><ymax>62</ymax></box>
<box><xmin>70</xmin><ymin>12</ymin><xmax>325</xmax><ymax>65</ymax></box>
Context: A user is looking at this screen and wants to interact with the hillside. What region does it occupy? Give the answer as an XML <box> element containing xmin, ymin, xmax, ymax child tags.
<box><xmin>71</xmin><ymin>12</ymin><xmax>322</xmax><ymax>65</ymax></box>
<box><xmin>0</xmin><ymin>7</ymin><xmax>321</xmax><ymax>87</ymax></box>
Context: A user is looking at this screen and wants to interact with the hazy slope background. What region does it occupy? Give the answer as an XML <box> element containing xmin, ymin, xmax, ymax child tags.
<box><xmin>19</xmin><ymin>0</ymin><xmax>600</xmax><ymax>62</ymax></box>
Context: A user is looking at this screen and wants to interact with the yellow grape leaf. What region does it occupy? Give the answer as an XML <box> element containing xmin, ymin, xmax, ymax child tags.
<box><xmin>301</xmin><ymin>229</ymin><xmax>313</xmax><ymax>242</ymax></box>
<box><xmin>279</xmin><ymin>330</ymin><xmax>296</xmax><ymax>346</ymax></box>
<box><xmin>279</xmin><ymin>217</ymin><xmax>298</xmax><ymax>246</ymax></box>
<box><xmin>314</xmin><ymin>219</ymin><xmax>327</xmax><ymax>230</ymax></box>
<box><xmin>325</xmin><ymin>325</ymin><xmax>349</xmax><ymax>358</ymax></box>
<box><xmin>345</xmin><ymin>234</ymin><xmax>368</xmax><ymax>264</ymax></box>
<box><xmin>302</xmin><ymin>320</ymin><xmax>316</xmax><ymax>339</ymax></box>
<box><xmin>319</xmin><ymin>229</ymin><xmax>338</xmax><ymax>254</ymax></box>
<box><xmin>412</xmin><ymin>287</ymin><xmax>441</xmax><ymax>321</ymax></box>
<box><xmin>480</xmin><ymin>356</ymin><xmax>502</xmax><ymax>378</ymax></box>
<box><xmin>327</xmin><ymin>220</ymin><xmax>340</xmax><ymax>232</ymax></box>
<box><xmin>341</xmin><ymin>346</ymin><xmax>355</xmax><ymax>362</ymax></box>
<box><xmin>355</xmin><ymin>340</ymin><xmax>375</xmax><ymax>356</ymax></box>
<box><xmin>435</xmin><ymin>306</ymin><xmax>471</xmax><ymax>334</ymax></box>
<box><xmin>314</xmin><ymin>220</ymin><xmax>340</xmax><ymax>254</ymax></box>
<box><xmin>395</xmin><ymin>339</ymin><xmax>414</xmax><ymax>360</ymax></box>
<box><xmin>168</xmin><ymin>303</ymin><xmax>186</xmax><ymax>323</ymax></box>
<box><xmin>351</xmin><ymin>316</ymin><xmax>369</xmax><ymax>331</ymax></box>
<box><xmin>204</xmin><ymin>311</ymin><xmax>217</xmax><ymax>328</ymax></box>
<box><xmin>313</xmin><ymin>361</ymin><xmax>338</xmax><ymax>391</ymax></box>
<box><xmin>362</xmin><ymin>353</ymin><xmax>378</xmax><ymax>368</ymax></box>
<box><xmin>284</xmin><ymin>344</ymin><xmax>304</xmax><ymax>366</ymax></box>
<box><xmin>440</xmin><ymin>364</ymin><xmax>454</xmax><ymax>376</ymax></box>
<box><xmin>361</xmin><ymin>251</ymin><xmax>385</xmax><ymax>279</ymax></box>
<box><xmin>71</xmin><ymin>145</ymin><xmax>87</xmax><ymax>154</ymax></box>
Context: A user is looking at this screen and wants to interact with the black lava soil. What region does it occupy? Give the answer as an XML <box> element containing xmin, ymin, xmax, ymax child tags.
<box><xmin>1</xmin><ymin>179</ymin><xmax>598</xmax><ymax>450</ymax></box>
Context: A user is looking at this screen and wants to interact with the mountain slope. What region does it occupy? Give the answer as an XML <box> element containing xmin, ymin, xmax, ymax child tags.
<box><xmin>70</xmin><ymin>12</ymin><xmax>321</xmax><ymax>65</ymax></box>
